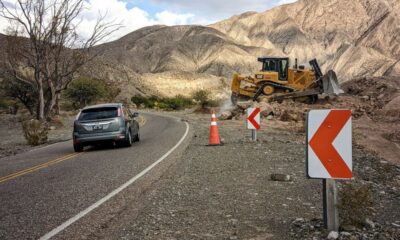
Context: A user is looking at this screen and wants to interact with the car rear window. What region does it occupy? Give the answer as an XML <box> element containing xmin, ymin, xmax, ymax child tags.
<box><xmin>79</xmin><ymin>107</ymin><xmax>119</xmax><ymax>121</ymax></box>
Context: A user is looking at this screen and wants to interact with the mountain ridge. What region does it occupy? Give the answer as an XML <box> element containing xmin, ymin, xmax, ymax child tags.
<box><xmin>1</xmin><ymin>0</ymin><xmax>399</xmax><ymax>99</ymax></box>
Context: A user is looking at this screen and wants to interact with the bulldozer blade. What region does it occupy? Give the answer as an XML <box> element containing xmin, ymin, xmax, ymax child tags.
<box><xmin>321</xmin><ymin>70</ymin><xmax>344</xmax><ymax>95</ymax></box>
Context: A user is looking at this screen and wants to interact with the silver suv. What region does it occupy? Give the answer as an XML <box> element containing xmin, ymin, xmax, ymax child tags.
<box><xmin>73</xmin><ymin>103</ymin><xmax>140</xmax><ymax>152</ymax></box>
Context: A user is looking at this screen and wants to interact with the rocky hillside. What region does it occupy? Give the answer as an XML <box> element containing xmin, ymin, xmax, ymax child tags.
<box><xmin>85</xmin><ymin>25</ymin><xmax>276</xmax><ymax>99</ymax></box>
<box><xmin>86</xmin><ymin>0</ymin><xmax>399</xmax><ymax>98</ymax></box>
<box><xmin>210</xmin><ymin>0</ymin><xmax>400</xmax><ymax>81</ymax></box>
<box><xmin>1</xmin><ymin>0</ymin><xmax>399</xmax><ymax>99</ymax></box>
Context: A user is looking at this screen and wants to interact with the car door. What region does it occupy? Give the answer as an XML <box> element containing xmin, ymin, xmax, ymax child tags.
<box><xmin>123</xmin><ymin>106</ymin><xmax>139</xmax><ymax>136</ymax></box>
<box><xmin>121</xmin><ymin>106</ymin><xmax>131</xmax><ymax>135</ymax></box>
<box><xmin>129</xmin><ymin>109</ymin><xmax>139</xmax><ymax>136</ymax></box>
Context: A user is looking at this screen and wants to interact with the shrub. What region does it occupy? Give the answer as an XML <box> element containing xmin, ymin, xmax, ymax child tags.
<box><xmin>65</xmin><ymin>77</ymin><xmax>106</xmax><ymax>109</ymax></box>
<box><xmin>192</xmin><ymin>90</ymin><xmax>220</xmax><ymax>109</ymax></box>
<box><xmin>0</xmin><ymin>99</ymin><xmax>13</xmax><ymax>109</ymax></box>
<box><xmin>162</xmin><ymin>95</ymin><xmax>194</xmax><ymax>110</ymax></box>
<box><xmin>0</xmin><ymin>99</ymin><xmax>9</xmax><ymax>110</ymax></box>
<box><xmin>338</xmin><ymin>182</ymin><xmax>374</xmax><ymax>227</ymax></box>
<box><xmin>206</xmin><ymin>99</ymin><xmax>221</xmax><ymax>108</ymax></box>
<box><xmin>22</xmin><ymin>119</ymin><xmax>49</xmax><ymax>146</ymax></box>
<box><xmin>131</xmin><ymin>95</ymin><xmax>157</xmax><ymax>108</ymax></box>
<box><xmin>131</xmin><ymin>95</ymin><xmax>194</xmax><ymax>110</ymax></box>
<box><xmin>192</xmin><ymin>90</ymin><xmax>210</xmax><ymax>106</ymax></box>
<box><xmin>104</xmin><ymin>84</ymin><xmax>121</xmax><ymax>102</ymax></box>
<box><xmin>1</xmin><ymin>79</ymin><xmax>37</xmax><ymax>115</ymax></box>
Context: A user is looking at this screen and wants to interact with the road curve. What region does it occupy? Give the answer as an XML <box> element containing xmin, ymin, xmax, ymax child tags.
<box><xmin>0</xmin><ymin>113</ymin><xmax>189</xmax><ymax>239</ymax></box>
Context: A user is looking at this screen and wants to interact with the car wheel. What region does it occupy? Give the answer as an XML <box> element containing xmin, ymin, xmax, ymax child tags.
<box><xmin>74</xmin><ymin>143</ymin><xmax>83</xmax><ymax>152</ymax></box>
<box><xmin>125</xmin><ymin>129</ymin><xmax>133</xmax><ymax>147</ymax></box>
<box><xmin>134</xmin><ymin>132</ymin><xmax>140</xmax><ymax>142</ymax></box>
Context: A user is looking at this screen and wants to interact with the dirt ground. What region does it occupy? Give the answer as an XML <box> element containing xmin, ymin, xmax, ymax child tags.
<box><xmin>90</xmin><ymin>111</ymin><xmax>399</xmax><ymax>240</ymax></box>
<box><xmin>0</xmin><ymin>75</ymin><xmax>398</xmax><ymax>239</ymax></box>
<box><xmin>0</xmin><ymin>112</ymin><xmax>75</xmax><ymax>158</ymax></box>
<box><xmin>224</xmin><ymin>76</ymin><xmax>400</xmax><ymax>166</ymax></box>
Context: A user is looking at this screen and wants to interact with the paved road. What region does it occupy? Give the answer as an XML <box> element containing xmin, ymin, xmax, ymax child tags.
<box><xmin>0</xmin><ymin>113</ymin><xmax>189</xmax><ymax>240</ymax></box>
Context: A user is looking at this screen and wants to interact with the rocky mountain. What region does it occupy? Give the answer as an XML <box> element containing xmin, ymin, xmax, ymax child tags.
<box><xmin>210</xmin><ymin>0</ymin><xmax>400</xmax><ymax>81</ymax></box>
<box><xmin>85</xmin><ymin>25</ymin><xmax>274</xmax><ymax>99</ymax></box>
<box><xmin>85</xmin><ymin>0</ymin><xmax>399</xmax><ymax>98</ymax></box>
<box><xmin>1</xmin><ymin>0</ymin><xmax>399</xmax><ymax>99</ymax></box>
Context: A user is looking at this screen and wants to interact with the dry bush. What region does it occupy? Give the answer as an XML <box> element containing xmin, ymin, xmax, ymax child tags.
<box><xmin>48</xmin><ymin>116</ymin><xmax>64</xmax><ymax>128</ymax></box>
<box><xmin>279</xmin><ymin>110</ymin><xmax>291</xmax><ymax>121</ymax></box>
<box><xmin>338</xmin><ymin>182</ymin><xmax>374</xmax><ymax>227</ymax></box>
<box><xmin>22</xmin><ymin>120</ymin><xmax>49</xmax><ymax>146</ymax></box>
<box><xmin>192</xmin><ymin>90</ymin><xmax>210</xmax><ymax>107</ymax></box>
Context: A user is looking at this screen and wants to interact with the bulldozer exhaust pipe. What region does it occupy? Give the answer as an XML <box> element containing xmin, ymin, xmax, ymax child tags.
<box><xmin>309</xmin><ymin>59</ymin><xmax>323</xmax><ymax>79</ymax></box>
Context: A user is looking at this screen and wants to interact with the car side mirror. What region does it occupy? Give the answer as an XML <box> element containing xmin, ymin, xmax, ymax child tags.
<box><xmin>131</xmin><ymin>112</ymin><xmax>139</xmax><ymax>118</ymax></box>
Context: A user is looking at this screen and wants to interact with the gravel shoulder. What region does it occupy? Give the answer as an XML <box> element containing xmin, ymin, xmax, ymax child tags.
<box><xmin>1</xmin><ymin>109</ymin><xmax>397</xmax><ymax>239</ymax></box>
<box><xmin>0</xmin><ymin>113</ymin><xmax>75</xmax><ymax>158</ymax></box>
<box><xmin>91</xmin><ymin>111</ymin><xmax>400</xmax><ymax>239</ymax></box>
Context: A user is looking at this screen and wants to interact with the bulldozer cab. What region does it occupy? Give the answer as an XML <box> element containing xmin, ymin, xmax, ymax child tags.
<box><xmin>258</xmin><ymin>57</ymin><xmax>289</xmax><ymax>81</ymax></box>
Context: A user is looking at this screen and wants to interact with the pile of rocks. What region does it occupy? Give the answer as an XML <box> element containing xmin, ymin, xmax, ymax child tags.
<box><xmin>289</xmin><ymin>146</ymin><xmax>400</xmax><ymax>240</ymax></box>
<box><xmin>290</xmin><ymin>217</ymin><xmax>400</xmax><ymax>240</ymax></box>
<box><xmin>218</xmin><ymin>99</ymin><xmax>308</xmax><ymax>123</ymax></box>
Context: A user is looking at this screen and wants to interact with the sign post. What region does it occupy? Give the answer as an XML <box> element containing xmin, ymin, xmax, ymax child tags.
<box><xmin>323</xmin><ymin>179</ymin><xmax>339</xmax><ymax>231</ymax></box>
<box><xmin>306</xmin><ymin>109</ymin><xmax>352</xmax><ymax>231</ymax></box>
<box><xmin>247</xmin><ymin>107</ymin><xmax>260</xmax><ymax>141</ymax></box>
<box><xmin>251</xmin><ymin>128</ymin><xmax>257</xmax><ymax>141</ymax></box>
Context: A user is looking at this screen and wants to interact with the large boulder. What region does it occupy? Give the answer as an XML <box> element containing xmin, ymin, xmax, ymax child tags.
<box><xmin>236</xmin><ymin>100</ymin><xmax>253</xmax><ymax>110</ymax></box>
<box><xmin>259</xmin><ymin>102</ymin><xmax>275</xmax><ymax>117</ymax></box>
<box><xmin>219</xmin><ymin>111</ymin><xmax>233</xmax><ymax>120</ymax></box>
<box><xmin>279</xmin><ymin>109</ymin><xmax>302</xmax><ymax>122</ymax></box>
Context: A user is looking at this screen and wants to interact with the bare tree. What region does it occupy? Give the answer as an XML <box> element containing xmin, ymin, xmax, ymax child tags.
<box><xmin>0</xmin><ymin>0</ymin><xmax>120</xmax><ymax>120</ymax></box>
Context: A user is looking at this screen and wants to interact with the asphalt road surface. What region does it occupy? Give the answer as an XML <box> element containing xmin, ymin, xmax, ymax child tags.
<box><xmin>0</xmin><ymin>113</ymin><xmax>189</xmax><ymax>240</ymax></box>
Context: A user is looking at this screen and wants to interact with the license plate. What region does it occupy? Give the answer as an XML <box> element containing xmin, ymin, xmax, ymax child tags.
<box><xmin>93</xmin><ymin>125</ymin><xmax>103</xmax><ymax>130</ymax></box>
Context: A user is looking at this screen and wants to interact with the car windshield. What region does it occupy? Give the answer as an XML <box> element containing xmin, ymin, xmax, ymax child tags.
<box><xmin>79</xmin><ymin>107</ymin><xmax>118</xmax><ymax>121</ymax></box>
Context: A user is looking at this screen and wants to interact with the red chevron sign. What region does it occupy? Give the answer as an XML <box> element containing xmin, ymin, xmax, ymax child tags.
<box><xmin>247</xmin><ymin>107</ymin><xmax>260</xmax><ymax>129</ymax></box>
<box><xmin>307</xmin><ymin>110</ymin><xmax>352</xmax><ymax>179</ymax></box>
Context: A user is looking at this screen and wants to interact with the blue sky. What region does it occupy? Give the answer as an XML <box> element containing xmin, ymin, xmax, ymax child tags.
<box><xmin>124</xmin><ymin>0</ymin><xmax>297</xmax><ymax>24</ymax></box>
<box><xmin>0</xmin><ymin>0</ymin><xmax>297</xmax><ymax>42</ymax></box>
<box><xmin>125</xmin><ymin>1</ymin><xmax>164</xmax><ymax>16</ymax></box>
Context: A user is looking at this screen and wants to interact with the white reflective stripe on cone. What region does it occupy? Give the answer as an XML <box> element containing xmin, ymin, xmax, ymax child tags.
<box><xmin>211</xmin><ymin>114</ymin><xmax>216</xmax><ymax>118</ymax></box>
<box><xmin>211</xmin><ymin>122</ymin><xmax>217</xmax><ymax>126</ymax></box>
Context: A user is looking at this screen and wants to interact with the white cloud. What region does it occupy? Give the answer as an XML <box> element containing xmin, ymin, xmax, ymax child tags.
<box><xmin>155</xmin><ymin>11</ymin><xmax>194</xmax><ymax>26</ymax></box>
<box><xmin>278</xmin><ymin>0</ymin><xmax>297</xmax><ymax>5</ymax></box>
<box><xmin>0</xmin><ymin>0</ymin><xmax>196</xmax><ymax>42</ymax></box>
<box><xmin>0</xmin><ymin>16</ymin><xmax>9</xmax><ymax>33</ymax></box>
<box><xmin>78</xmin><ymin>0</ymin><xmax>194</xmax><ymax>42</ymax></box>
<box><xmin>1</xmin><ymin>0</ymin><xmax>298</xmax><ymax>43</ymax></box>
<box><xmin>150</xmin><ymin>0</ymin><xmax>298</xmax><ymax>23</ymax></box>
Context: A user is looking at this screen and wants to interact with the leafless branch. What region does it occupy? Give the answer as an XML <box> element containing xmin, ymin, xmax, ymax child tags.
<box><xmin>0</xmin><ymin>0</ymin><xmax>121</xmax><ymax>119</ymax></box>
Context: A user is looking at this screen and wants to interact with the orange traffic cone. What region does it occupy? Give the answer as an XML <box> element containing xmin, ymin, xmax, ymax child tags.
<box><xmin>207</xmin><ymin>110</ymin><xmax>222</xmax><ymax>146</ymax></box>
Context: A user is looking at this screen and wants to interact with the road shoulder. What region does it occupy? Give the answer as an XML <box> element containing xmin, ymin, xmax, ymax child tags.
<box><xmin>95</xmin><ymin>112</ymin><xmax>399</xmax><ymax>240</ymax></box>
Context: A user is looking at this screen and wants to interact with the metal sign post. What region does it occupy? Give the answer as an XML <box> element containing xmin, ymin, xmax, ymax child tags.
<box><xmin>247</xmin><ymin>107</ymin><xmax>260</xmax><ymax>141</ymax></box>
<box><xmin>306</xmin><ymin>109</ymin><xmax>352</xmax><ymax>232</ymax></box>
<box><xmin>323</xmin><ymin>179</ymin><xmax>339</xmax><ymax>231</ymax></box>
<box><xmin>251</xmin><ymin>129</ymin><xmax>257</xmax><ymax>141</ymax></box>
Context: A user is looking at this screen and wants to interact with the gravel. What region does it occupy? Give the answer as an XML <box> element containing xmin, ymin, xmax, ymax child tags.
<box><xmin>3</xmin><ymin>109</ymin><xmax>397</xmax><ymax>239</ymax></box>
<box><xmin>108</xmin><ymin>113</ymin><xmax>321</xmax><ymax>239</ymax></box>
<box><xmin>0</xmin><ymin>113</ymin><xmax>74</xmax><ymax>158</ymax></box>
<box><xmin>111</xmin><ymin>112</ymin><xmax>399</xmax><ymax>240</ymax></box>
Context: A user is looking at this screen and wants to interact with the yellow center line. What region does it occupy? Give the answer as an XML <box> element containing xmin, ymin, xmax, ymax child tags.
<box><xmin>0</xmin><ymin>115</ymin><xmax>146</xmax><ymax>184</ymax></box>
<box><xmin>0</xmin><ymin>153</ymin><xmax>77</xmax><ymax>181</ymax></box>
<box><xmin>0</xmin><ymin>152</ymin><xmax>82</xmax><ymax>184</ymax></box>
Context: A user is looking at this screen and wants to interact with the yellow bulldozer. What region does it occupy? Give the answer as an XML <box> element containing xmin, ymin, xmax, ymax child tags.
<box><xmin>231</xmin><ymin>57</ymin><xmax>343</xmax><ymax>104</ymax></box>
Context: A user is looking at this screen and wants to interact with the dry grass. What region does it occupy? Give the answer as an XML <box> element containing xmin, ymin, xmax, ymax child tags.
<box><xmin>22</xmin><ymin>119</ymin><xmax>49</xmax><ymax>146</ymax></box>
<box><xmin>338</xmin><ymin>182</ymin><xmax>374</xmax><ymax>227</ymax></box>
